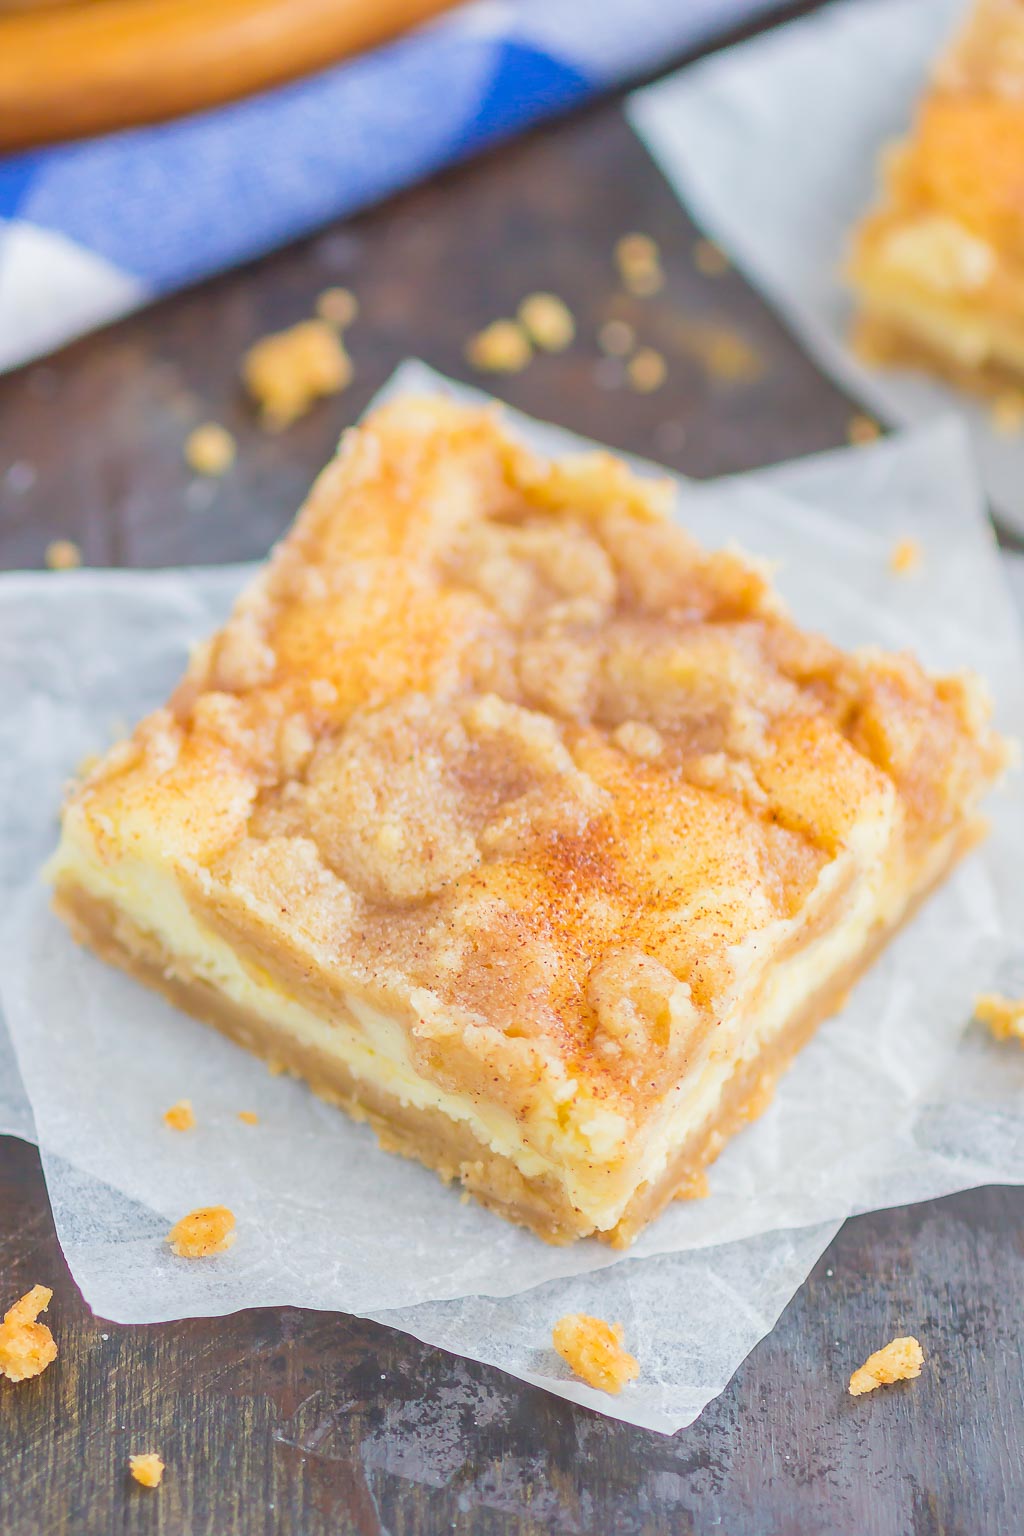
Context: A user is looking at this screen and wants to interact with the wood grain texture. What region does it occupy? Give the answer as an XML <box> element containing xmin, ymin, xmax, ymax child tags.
<box><xmin>1</xmin><ymin>63</ymin><xmax>1022</xmax><ymax>1536</ymax></box>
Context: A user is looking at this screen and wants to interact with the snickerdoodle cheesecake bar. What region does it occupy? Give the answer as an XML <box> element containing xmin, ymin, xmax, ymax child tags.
<box><xmin>48</xmin><ymin>396</ymin><xmax>1009</xmax><ymax>1246</ymax></box>
<box><xmin>849</xmin><ymin>0</ymin><xmax>1024</xmax><ymax>396</ymax></box>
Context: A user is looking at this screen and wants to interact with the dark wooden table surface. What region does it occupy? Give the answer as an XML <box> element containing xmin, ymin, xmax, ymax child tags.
<box><xmin>2</xmin><ymin>15</ymin><xmax>1023</xmax><ymax>1532</ymax></box>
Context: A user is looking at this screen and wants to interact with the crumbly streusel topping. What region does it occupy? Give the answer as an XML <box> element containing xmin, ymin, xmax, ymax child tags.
<box><xmin>67</xmin><ymin>398</ymin><xmax>1008</xmax><ymax>1128</ymax></box>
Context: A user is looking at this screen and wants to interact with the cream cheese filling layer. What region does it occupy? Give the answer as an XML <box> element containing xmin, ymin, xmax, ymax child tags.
<box><xmin>47</xmin><ymin>818</ymin><xmax>944</xmax><ymax>1232</ymax></box>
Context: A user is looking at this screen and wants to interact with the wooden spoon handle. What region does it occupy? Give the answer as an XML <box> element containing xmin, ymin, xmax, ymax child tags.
<box><xmin>0</xmin><ymin>0</ymin><xmax>462</xmax><ymax>150</ymax></box>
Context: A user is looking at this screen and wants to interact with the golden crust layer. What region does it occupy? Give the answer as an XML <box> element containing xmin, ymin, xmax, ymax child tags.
<box><xmin>50</xmin><ymin>396</ymin><xmax>1009</xmax><ymax>1243</ymax></box>
<box><xmin>850</xmin><ymin>0</ymin><xmax>1024</xmax><ymax>387</ymax></box>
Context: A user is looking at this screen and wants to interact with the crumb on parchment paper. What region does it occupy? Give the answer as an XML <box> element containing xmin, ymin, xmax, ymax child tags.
<box><xmin>0</xmin><ymin>1285</ymin><xmax>57</xmax><ymax>1383</ymax></box>
<box><xmin>163</xmin><ymin>1100</ymin><xmax>195</xmax><ymax>1132</ymax></box>
<box><xmin>848</xmin><ymin>413</ymin><xmax>881</xmax><ymax>446</ymax></box>
<box><xmin>167</xmin><ymin>1206</ymin><xmax>236</xmax><ymax>1259</ymax></box>
<box><xmin>465</xmin><ymin>319</ymin><xmax>532</xmax><ymax>374</ymax></box>
<box><xmin>552</xmin><ymin>1313</ymin><xmax>639</xmax><ymax>1394</ymax></box>
<box><xmin>237</xmin><ymin>1110</ymin><xmax>259</xmax><ymax>1125</ymax></box>
<box><xmin>185</xmin><ymin>423</ymin><xmax>236</xmax><ymax>477</ymax></box>
<box><xmin>129</xmin><ymin>1453</ymin><xmax>164</xmax><ymax>1488</ymax></box>
<box><xmin>45</xmin><ymin>539</ymin><xmax>81</xmax><ymax>571</ymax></box>
<box><xmin>242</xmin><ymin>319</ymin><xmax>352</xmax><ymax>431</ymax></box>
<box><xmin>974</xmin><ymin>992</ymin><xmax>1024</xmax><ymax>1043</ymax></box>
<box><xmin>848</xmin><ymin>1336</ymin><xmax>924</xmax><ymax>1396</ymax></box>
<box><xmin>889</xmin><ymin>537</ymin><xmax>922</xmax><ymax>575</ymax></box>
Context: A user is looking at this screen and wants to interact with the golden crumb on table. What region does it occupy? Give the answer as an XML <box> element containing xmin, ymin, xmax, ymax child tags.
<box><xmin>237</xmin><ymin>1110</ymin><xmax>259</xmax><ymax>1125</ymax></box>
<box><xmin>597</xmin><ymin>318</ymin><xmax>636</xmax><ymax>356</ymax></box>
<box><xmin>847</xmin><ymin>414</ymin><xmax>881</xmax><ymax>446</ymax></box>
<box><xmin>166</xmin><ymin>1206</ymin><xmax>235</xmax><ymax>1259</ymax></box>
<box><xmin>552</xmin><ymin>1313</ymin><xmax>639</xmax><ymax>1394</ymax></box>
<box><xmin>315</xmin><ymin>286</ymin><xmax>359</xmax><ymax>329</ymax></box>
<box><xmin>242</xmin><ymin>320</ymin><xmax>352</xmax><ymax>431</ymax></box>
<box><xmin>889</xmin><ymin>538</ymin><xmax>922</xmax><ymax>576</ymax></box>
<box><xmin>45</xmin><ymin>539</ymin><xmax>81</xmax><ymax>571</ymax></box>
<box><xmin>163</xmin><ymin>1099</ymin><xmax>195</xmax><ymax>1131</ymax></box>
<box><xmin>699</xmin><ymin>326</ymin><xmax>762</xmax><ymax>383</ymax></box>
<box><xmin>129</xmin><ymin>1453</ymin><xmax>164</xmax><ymax>1489</ymax></box>
<box><xmin>991</xmin><ymin>390</ymin><xmax>1024</xmax><ymax>435</ymax></box>
<box><xmin>517</xmin><ymin>293</ymin><xmax>575</xmax><ymax>352</ymax></box>
<box><xmin>693</xmin><ymin>238</ymin><xmax>729</xmax><ymax>277</ymax></box>
<box><xmin>615</xmin><ymin>233</ymin><xmax>664</xmax><ymax>295</ymax></box>
<box><xmin>0</xmin><ymin>1285</ymin><xmax>57</xmax><ymax>1383</ymax></box>
<box><xmin>184</xmin><ymin>423</ymin><xmax>236</xmax><ymax>477</ymax></box>
<box><xmin>465</xmin><ymin>319</ymin><xmax>532</xmax><ymax>373</ymax></box>
<box><xmin>849</xmin><ymin>1336</ymin><xmax>924</xmax><ymax>1395</ymax></box>
<box><xmin>627</xmin><ymin>347</ymin><xmax>667</xmax><ymax>393</ymax></box>
<box><xmin>974</xmin><ymin>991</ymin><xmax>1024</xmax><ymax>1043</ymax></box>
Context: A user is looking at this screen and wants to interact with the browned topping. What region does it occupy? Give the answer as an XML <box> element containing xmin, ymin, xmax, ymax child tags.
<box><xmin>315</xmin><ymin>287</ymin><xmax>359</xmax><ymax>329</ymax></box>
<box><xmin>129</xmin><ymin>1454</ymin><xmax>165</xmax><ymax>1488</ymax></box>
<box><xmin>849</xmin><ymin>1336</ymin><xmax>924</xmax><ymax>1395</ymax></box>
<box><xmin>465</xmin><ymin>320</ymin><xmax>532</xmax><ymax>374</ymax></box>
<box><xmin>889</xmin><ymin>537</ymin><xmax>922</xmax><ymax>575</ymax></box>
<box><xmin>848</xmin><ymin>414</ymin><xmax>882</xmax><ymax>446</ymax></box>
<box><xmin>615</xmin><ymin>233</ymin><xmax>663</xmax><ymax>295</ymax></box>
<box><xmin>163</xmin><ymin>1099</ymin><xmax>195</xmax><ymax>1131</ymax></box>
<box><xmin>237</xmin><ymin>1110</ymin><xmax>260</xmax><ymax>1125</ymax></box>
<box><xmin>45</xmin><ymin>539</ymin><xmax>81</xmax><ymax>571</ymax></box>
<box><xmin>185</xmin><ymin>423</ymin><xmax>236</xmax><ymax>476</ymax></box>
<box><xmin>243</xmin><ymin>320</ymin><xmax>351</xmax><ymax>430</ymax></box>
<box><xmin>974</xmin><ymin>991</ymin><xmax>1024</xmax><ymax>1042</ymax></box>
<box><xmin>167</xmin><ymin>1206</ymin><xmax>235</xmax><ymax>1258</ymax></box>
<box><xmin>626</xmin><ymin>347</ymin><xmax>667</xmax><ymax>393</ymax></box>
<box><xmin>0</xmin><ymin>1285</ymin><xmax>57</xmax><ymax>1382</ymax></box>
<box><xmin>518</xmin><ymin>294</ymin><xmax>575</xmax><ymax>352</ymax></box>
<box><xmin>693</xmin><ymin>238</ymin><xmax>729</xmax><ymax>277</ymax></box>
<box><xmin>552</xmin><ymin>1312</ymin><xmax>639</xmax><ymax>1393</ymax></box>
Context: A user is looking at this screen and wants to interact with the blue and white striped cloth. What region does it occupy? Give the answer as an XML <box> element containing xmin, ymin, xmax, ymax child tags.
<box><xmin>0</xmin><ymin>0</ymin><xmax>779</xmax><ymax>373</ymax></box>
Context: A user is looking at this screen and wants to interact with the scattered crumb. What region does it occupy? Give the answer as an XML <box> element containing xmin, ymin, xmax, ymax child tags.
<box><xmin>974</xmin><ymin>992</ymin><xmax>1024</xmax><ymax>1044</ymax></box>
<box><xmin>163</xmin><ymin>1100</ymin><xmax>195</xmax><ymax>1132</ymax></box>
<box><xmin>166</xmin><ymin>1206</ymin><xmax>236</xmax><ymax>1259</ymax></box>
<box><xmin>465</xmin><ymin>319</ymin><xmax>532</xmax><ymax>374</ymax></box>
<box><xmin>129</xmin><ymin>1453</ymin><xmax>164</xmax><ymax>1489</ymax></box>
<box><xmin>991</xmin><ymin>390</ymin><xmax>1024</xmax><ymax>436</ymax></box>
<box><xmin>597</xmin><ymin>319</ymin><xmax>636</xmax><ymax>357</ymax></box>
<box><xmin>242</xmin><ymin>319</ymin><xmax>352</xmax><ymax>431</ymax></box>
<box><xmin>615</xmin><ymin>233</ymin><xmax>664</xmax><ymax>295</ymax></box>
<box><xmin>627</xmin><ymin>347</ymin><xmax>667</xmax><ymax>393</ymax></box>
<box><xmin>237</xmin><ymin>1110</ymin><xmax>259</xmax><ymax>1125</ymax></box>
<box><xmin>693</xmin><ymin>238</ymin><xmax>729</xmax><ymax>277</ymax></box>
<box><xmin>45</xmin><ymin>539</ymin><xmax>81</xmax><ymax>571</ymax></box>
<box><xmin>517</xmin><ymin>293</ymin><xmax>575</xmax><ymax>353</ymax></box>
<box><xmin>315</xmin><ymin>286</ymin><xmax>358</xmax><ymax>329</ymax></box>
<box><xmin>184</xmin><ymin>423</ymin><xmax>236</xmax><ymax>477</ymax></box>
<box><xmin>849</xmin><ymin>1336</ymin><xmax>924</xmax><ymax>1396</ymax></box>
<box><xmin>889</xmin><ymin>537</ymin><xmax>922</xmax><ymax>576</ymax></box>
<box><xmin>699</xmin><ymin>326</ymin><xmax>763</xmax><ymax>383</ymax></box>
<box><xmin>552</xmin><ymin>1313</ymin><xmax>639</xmax><ymax>1395</ymax></box>
<box><xmin>848</xmin><ymin>413</ymin><xmax>881</xmax><ymax>446</ymax></box>
<box><xmin>0</xmin><ymin>1285</ymin><xmax>57</xmax><ymax>1383</ymax></box>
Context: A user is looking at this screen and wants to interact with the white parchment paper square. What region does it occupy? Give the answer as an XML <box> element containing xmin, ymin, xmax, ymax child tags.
<box><xmin>629</xmin><ymin>0</ymin><xmax>1024</xmax><ymax>537</ymax></box>
<box><xmin>1</xmin><ymin>361</ymin><xmax>1022</xmax><ymax>1431</ymax></box>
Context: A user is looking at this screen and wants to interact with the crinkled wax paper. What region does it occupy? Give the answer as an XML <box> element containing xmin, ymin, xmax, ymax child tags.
<box><xmin>1</xmin><ymin>361</ymin><xmax>1022</xmax><ymax>1431</ymax></box>
<box><xmin>629</xmin><ymin>0</ymin><xmax>1024</xmax><ymax>539</ymax></box>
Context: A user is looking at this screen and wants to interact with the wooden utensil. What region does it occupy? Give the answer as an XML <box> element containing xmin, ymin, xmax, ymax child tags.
<box><xmin>0</xmin><ymin>0</ymin><xmax>462</xmax><ymax>151</ymax></box>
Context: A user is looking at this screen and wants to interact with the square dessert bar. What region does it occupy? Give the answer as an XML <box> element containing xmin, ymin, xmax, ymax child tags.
<box><xmin>49</xmin><ymin>397</ymin><xmax>1008</xmax><ymax>1246</ymax></box>
<box><xmin>849</xmin><ymin>0</ymin><xmax>1024</xmax><ymax>395</ymax></box>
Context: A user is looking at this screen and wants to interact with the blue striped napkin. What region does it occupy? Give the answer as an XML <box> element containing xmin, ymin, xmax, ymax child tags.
<box><xmin>0</xmin><ymin>0</ymin><xmax>781</xmax><ymax>373</ymax></box>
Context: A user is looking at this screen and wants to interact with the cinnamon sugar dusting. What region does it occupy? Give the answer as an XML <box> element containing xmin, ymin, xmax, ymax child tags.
<box><xmin>0</xmin><ymin>1285</ymin><xmax>57</xmax><ymax>1382</ymax></box>
<box><xmin>552</xmin><ymin>1312</ymin><xmax>639</xmax><ymax>1393</ymax></box>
